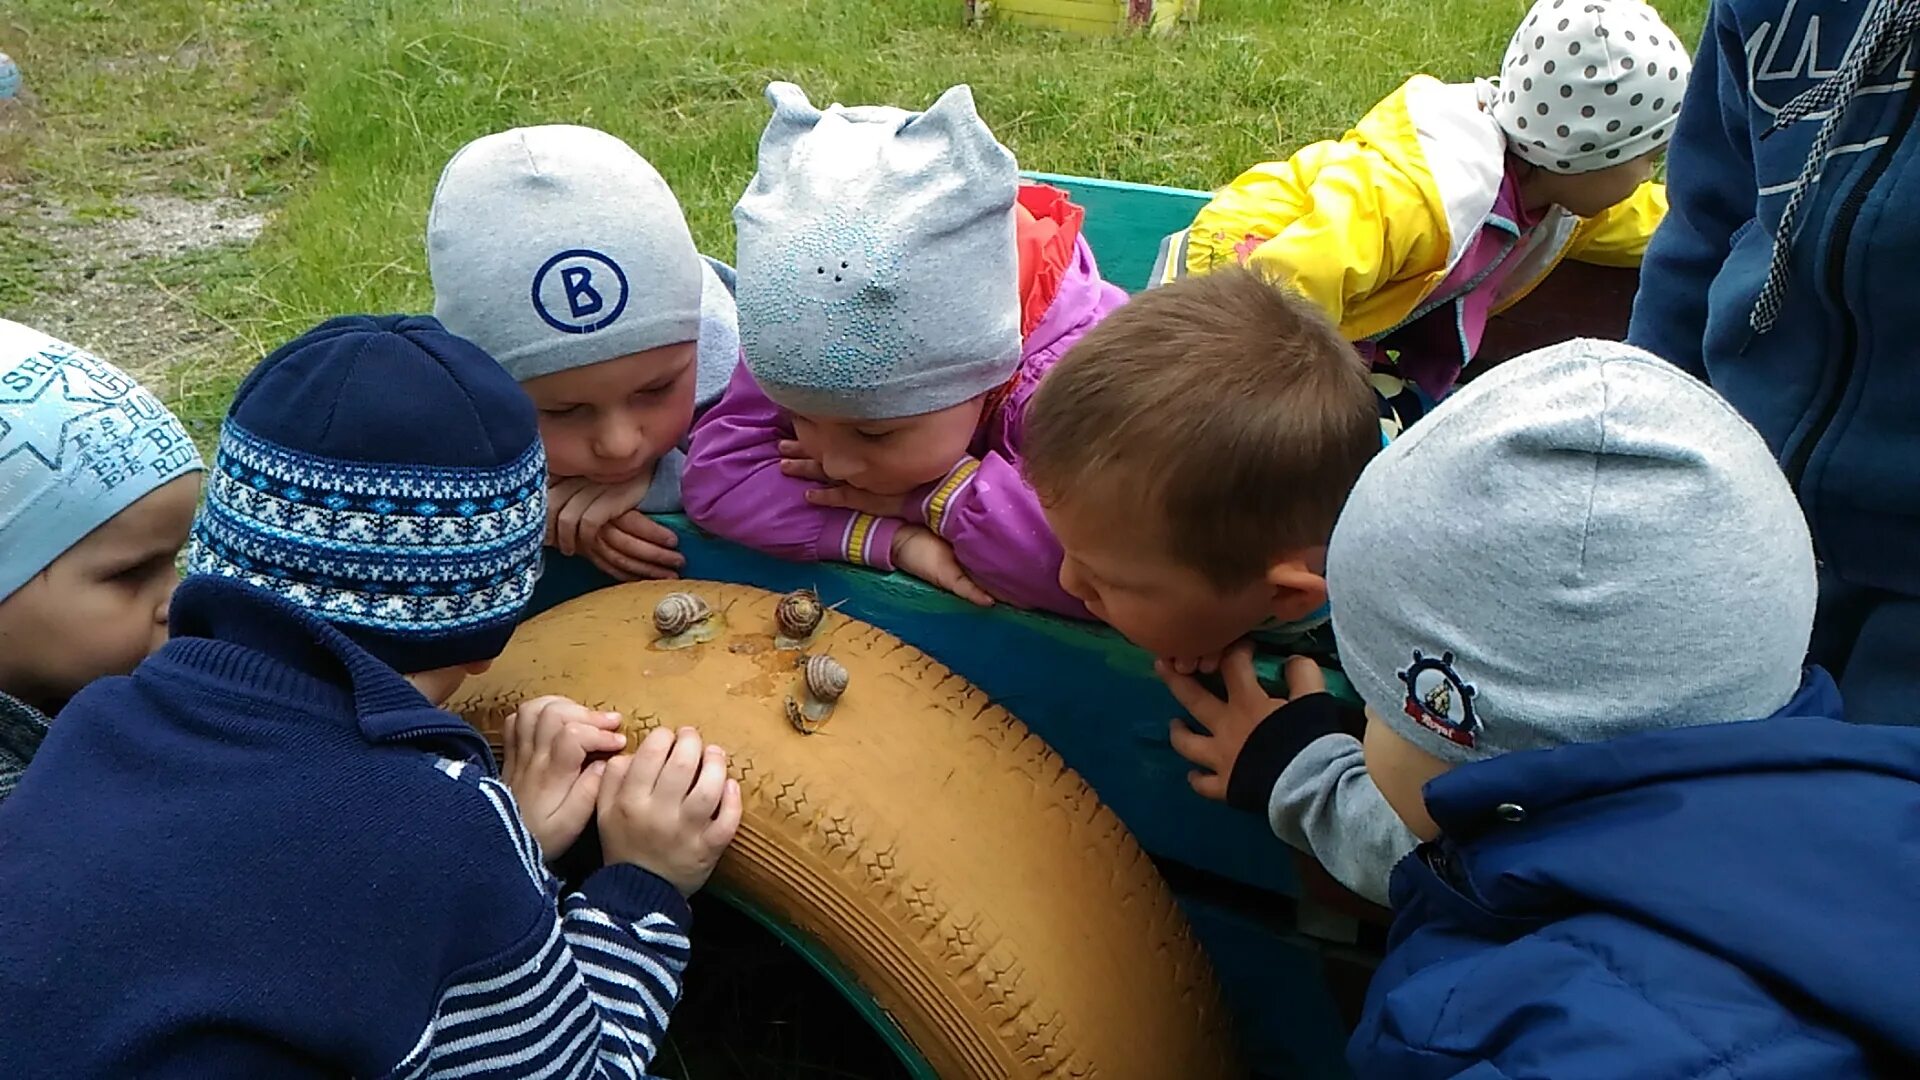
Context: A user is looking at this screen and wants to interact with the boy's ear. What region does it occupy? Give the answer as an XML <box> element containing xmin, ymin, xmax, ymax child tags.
<box><xmin>1263</xmin><ymin>554</ymin><xmax>1329</xmax><ymax>624</ymax></box>
<box><xmin>461</xmin><ymin>660</ymin><xmax>495</xmax><ymax>677</ymax></box>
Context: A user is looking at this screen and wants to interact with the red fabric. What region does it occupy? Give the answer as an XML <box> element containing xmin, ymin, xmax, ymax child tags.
<box><xmin>1015</xmin><ymin>183</ymin><xmax>1085</xmax><ymax>339</ymax></box>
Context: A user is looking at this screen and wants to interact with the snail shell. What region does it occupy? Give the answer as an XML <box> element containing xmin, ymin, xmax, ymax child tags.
<box><xmin>653</xmin><ymin>592</ymin><xmax>711</xmax><ymax>637</ymax></box>
<box><xmin>804</xmin><ymin>654</ymin><xmax>850</xmax><ymax>702</ymax></box>
<box><xmin>775</xmin><ymin>589</ymin><xmax>825</xmax><ymax>640</ymax></box>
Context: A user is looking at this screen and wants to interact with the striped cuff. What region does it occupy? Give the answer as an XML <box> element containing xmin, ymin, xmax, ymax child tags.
<box><xmin>918</xmin><ymin>458</ymin><xmax>982</xmax><ymax>538</ymax></box>
<box><xmin>836</xmin><ymin>512</ymin><xmax>901</xmax><ymax>571</ymax></box>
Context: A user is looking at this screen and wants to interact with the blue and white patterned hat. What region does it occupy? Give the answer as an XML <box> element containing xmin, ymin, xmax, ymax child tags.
<box><xmin>187</xmin><ymin>315</ymin><xmax>546</xmax><ymax>674</ymax></box>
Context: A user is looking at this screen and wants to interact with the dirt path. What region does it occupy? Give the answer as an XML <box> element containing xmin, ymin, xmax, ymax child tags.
<box><xmin>3</xmin><ymin>186</ymin><xmax>266</xmax><ymax>387</ymax></box>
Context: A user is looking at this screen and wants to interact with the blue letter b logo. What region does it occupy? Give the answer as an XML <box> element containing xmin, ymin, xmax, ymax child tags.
<box><xmin>531</xmin><ymin>249</ymin><xmax>629</xmax><ymax>334</ymax></box>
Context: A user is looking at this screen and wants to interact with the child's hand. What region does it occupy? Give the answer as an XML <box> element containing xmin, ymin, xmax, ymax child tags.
<box><xmin>779</xmin><ymin>439</ymin><xmax>914</xmax><ymax>518</ymax></box>
<box><xmin>1161</xmin><ymin>646</ymin><xmax>1325</xmax><ymax>802</ymax></box>
<box><xmin>1162</xmin><ymin>650</ymin><xmax>1230</xmax><ymax>677</ymax></box>
<box><xmin>777</xmin><ymin>439</ymin><xmax>830</xmax><ymax>483</ymax></box>
<box><xmin>584</xmin><ymin>510</ymin><xmax>686</xmax><ymax>581</ymax></box>
<box><xmin>597</xmin><ymin>726</ymin><xmax>744</xmax><ymax>897</ymax></box>
<box><xmin>502</xmin><ymin>696</ymin><xmax>629</xmax><ymax>858</ymax></box>
<box><xmin>891</xmin><ymin>525</ymin><xmax>994</xmax><ymax>607</ymax></box>
<box><xmin>547</xmin><ymin>474</ymin><xmax>659</xmax><ymax>558</ymax></box>
<box><xmin>804</xmin><ymin>483</ymin><xmax>908</xmax><ymax>519</ymax></box>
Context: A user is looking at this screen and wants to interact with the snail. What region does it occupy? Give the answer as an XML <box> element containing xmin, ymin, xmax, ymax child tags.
<box><xmin>786</xmin><ymin>653</ymin><xmax>850</xmax><ymax>735</ymax></box>
<box><xmin>774</xmin><ymin>588</ymin><xmax>825</xmax><ymax>643</ymax></box>
<box><xmin>804</xmin><ymin>654</ymin><xmax>850</xmax><ymax>702</ymax></box>
<box><xmin>652</xmin><ymin>591</ymin><xmax>720</xmax><ymax>649</ymax></box>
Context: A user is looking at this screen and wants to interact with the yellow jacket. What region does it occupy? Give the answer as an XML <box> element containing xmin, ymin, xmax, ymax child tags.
<box><xmin>1178</xmin><ymin>76</ymin><xmax>1665</xmax><ymax>343</ymax></box>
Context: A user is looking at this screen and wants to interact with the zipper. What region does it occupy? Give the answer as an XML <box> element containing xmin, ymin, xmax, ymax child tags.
<box><xmin>1368</xmin><ymin>217</ymin><xmax>1526</xmax><ymax>343</ymax></box>
<box><xmin>1784</xmin><ymin>77</ymin><xmax>1920</xmax><ymax>489</ymax></box>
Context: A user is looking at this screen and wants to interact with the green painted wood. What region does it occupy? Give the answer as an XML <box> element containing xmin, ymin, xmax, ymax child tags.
<box><xmin>1021</xmin><ymin>170</ymin><xmax>1211</xmax><ymax>292</ymax></box>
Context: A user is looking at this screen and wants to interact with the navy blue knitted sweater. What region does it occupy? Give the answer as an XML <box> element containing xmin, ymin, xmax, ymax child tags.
<box><xmin>0</xmin><ymin>576</ymin><xmax>691</xmax><ymax>1077</ymax></box>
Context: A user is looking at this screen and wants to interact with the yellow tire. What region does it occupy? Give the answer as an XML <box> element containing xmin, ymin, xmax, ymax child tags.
<box><xmin>451</xmin><ymin>581</ymin><xmax>1242</xmax><ymax>1080</ymax></box>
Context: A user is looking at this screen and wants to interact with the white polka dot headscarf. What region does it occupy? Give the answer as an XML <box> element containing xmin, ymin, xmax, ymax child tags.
<box><xmin>1492</xmin><ymin>0</ymin><xmax>1693</xmax><ymax>174</ymax></box>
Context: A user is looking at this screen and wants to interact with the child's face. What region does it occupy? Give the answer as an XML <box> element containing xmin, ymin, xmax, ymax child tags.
<box><xmin>1362</xmin><ymin>710</ymin><xmax>1451</xmax><ymax>842</ymax></box>
<box><xmin>789</xmin><ymin>396</ymin><xmax>985</xmax><ymax>497</ymax></box>
<box><xmin>1044</xmin><ymin>494</ymin><xmax>1311</xmax><ymax>659</ymax></box>
<box><xmin>1528</xmin><ymin>151</ymin><xmax>1661</xmax><ymax>218</ymax></box>
<box><xmin>0</xmin><ymin>474</ymin><xmax>201</xmax><ymax>713</ymax></box>
<box><xmin>524</xmin><ymin>343</ymin><xmax>698</xmax><ymax>485</ymax></box>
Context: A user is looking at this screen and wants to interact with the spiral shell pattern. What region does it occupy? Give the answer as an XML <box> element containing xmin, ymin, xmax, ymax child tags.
<box><xmin>775</xmin><ymin>589</ymin><xmax>825</xmax><ymax>640</ymax></box>
<box><xmin>652</xmin><ymin>591</ymin><xmax>711</xmax><ymax>637</ymax></box>
<box><xmin>804</xmin><ymin>654</ymin><xmax>850</xmax><ymax>702</ymax></box>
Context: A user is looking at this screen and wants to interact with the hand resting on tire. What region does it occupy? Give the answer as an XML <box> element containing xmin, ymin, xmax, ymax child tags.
<box><xmin>501</xmin><ymin>695</ymin><xmax>629</xmax><ymax>860</ymax></box>
<box><xmin>598</xmin><ymin>725</ymin><xmax>744</xmax><ymax>897</ymax></box>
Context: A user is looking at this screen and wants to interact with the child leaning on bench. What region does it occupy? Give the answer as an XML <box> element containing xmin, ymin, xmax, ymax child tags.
<box><xmin>1022</xmin><ymin>269</ymin><xmax>1420</xmax><ymax>904</ymax></box>
<box><xmin>0</xmin><ymin>316</ymin><xmax>739</xmax><ymax>1076</ymax></box>
<box><xmin>430</xmin><ymin>124</ymin><xmax>737</xmax><ymax>583</ymax></box>
<box><xmin>1174</xmin><ymin>0</ymin><xmax>1689</xmax><ymax>404</ymax></box>
<box><xmin>684</xmin><ymin>82</ymin><xmax>1127</xmax><ymax>618</ymax></box>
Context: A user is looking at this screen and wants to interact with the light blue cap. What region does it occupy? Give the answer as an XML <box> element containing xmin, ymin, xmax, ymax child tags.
<box><xmin>0</xmin><ymin>320</ymin><xmax>203</xmax><ymax>601</ymax></box>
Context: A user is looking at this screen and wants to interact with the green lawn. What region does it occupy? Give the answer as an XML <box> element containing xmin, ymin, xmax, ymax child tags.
<box><xmin>3</xmin><ymin>0</ymin><xmax>1707</xmax><ymax>437</ymax></box>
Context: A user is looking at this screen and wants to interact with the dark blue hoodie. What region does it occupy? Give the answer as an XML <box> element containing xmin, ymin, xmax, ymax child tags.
<box><xmin>1629</xmin><ymin>0</ymin><xmax>1920</xmax><ymax>599</ymax></box>
<box><xmin>1350</xmin><ymin>670</ymin><xmax>1920</xmax><ymax>1078</ymax></box>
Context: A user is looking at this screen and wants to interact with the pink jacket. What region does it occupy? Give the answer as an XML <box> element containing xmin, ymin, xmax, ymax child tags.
<box><xmin>684</xmin><ymin>232</ymin><xmax>1126</xmax><ymax>618</ymax></box>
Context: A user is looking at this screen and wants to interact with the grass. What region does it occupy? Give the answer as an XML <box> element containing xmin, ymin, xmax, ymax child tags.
<box><xmin>5</xmin><ymin>0</ymin><xmax>1708</xmax><ymax>433</ymax></box>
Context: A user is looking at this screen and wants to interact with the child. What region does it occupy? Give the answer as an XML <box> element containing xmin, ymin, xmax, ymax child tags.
<box><xmin>0</xmin><ymin>315</ymin><xmax>742</xmax><ymax>1075</ymax></box>
<box><xmin>1023</xmin><ymin>269</ymin><xmax>1414</xmax><ymax>902</ymax></box>
<box><xmin>1174</xmin><ymin>0</ymin><xmax>1689</xmax><ymax>402</ymax></box>
<box><xmin>429</xmin><ymin>124</ymin><xmax>737</xmax><ymax>583</ymax></box>
<box><xmin>683</xmin><ymin>82</ymin><xmax>1126</xmax><ymax>617</ymax></box>
<box><xmin>1629</xmin><ymin>0</ymin><xmax>1920</xmax><ymax>728</ymax></box>
<box><xmin>0</xmin><ymin>320</ymin><xmax>203</xmax><ymax>803</ymax></box>
<box><xmin>1314</xmin><ymin>339</ymin><xmax>1918</xmax><ymax>1075</ymax></box>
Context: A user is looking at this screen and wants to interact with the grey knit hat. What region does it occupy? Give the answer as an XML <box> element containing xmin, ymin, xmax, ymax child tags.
<box><xmin>1328</xmin><ymin>339</ymin><xmax>1817</xmax><ymax>764</ymax></box>
<box><xmin>1492</xmin><ymin>0</ymin><xmax>1692</xmax><ymax>174</ymax></box>
<box><xmin>427</xmin><ymin>125</ymin><xmax>703</xmax><ymax>383</ymax></box>
<box><xmin>734</xmin><ymin>82</ymin><xmax>1021</xmax><ymax>420</ymax></box>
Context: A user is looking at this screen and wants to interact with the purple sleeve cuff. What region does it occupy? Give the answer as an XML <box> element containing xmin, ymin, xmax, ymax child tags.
<box><xmin>811</xmin><ymin>510</ymin><xmax>901</xmax><ymax>572</ymax></box>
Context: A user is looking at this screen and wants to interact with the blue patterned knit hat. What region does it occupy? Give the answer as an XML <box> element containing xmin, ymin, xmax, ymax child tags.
<box><xmin>186</xmin><ymin>315</ymin><xmax>546</xmax><ymax>674</ymax></box>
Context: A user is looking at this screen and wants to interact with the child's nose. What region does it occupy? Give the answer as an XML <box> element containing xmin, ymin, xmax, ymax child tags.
<box><xmin>155</xmin><ymin>576</ymin><xmax>180</xmax><ymax>627</ymax></box>
<box><xmin>1058</xmin><ymin>561</ymin><xmax>1089</xmax><ymax>601</ymax></box>
<box><xmin>594</xmin><ymin>421</ymin><xmax>643</xmax><ymax>462</ymax></box>
<box><xmin>820</xmin><ymin>450</ymin><xmax>861</xmax><ymax>482</ymax></box>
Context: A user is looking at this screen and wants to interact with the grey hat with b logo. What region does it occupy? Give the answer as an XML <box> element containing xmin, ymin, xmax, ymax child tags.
<box><xmin>428</xmin><ymin>124</ymin><xmax>703</xmax><ymax>382</ymax></box>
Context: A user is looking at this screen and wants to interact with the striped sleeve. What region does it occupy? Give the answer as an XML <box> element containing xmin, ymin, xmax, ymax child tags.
<box><xmin>387</xmin><ymin>764</ymin><xmax>693</xmax><ymax>1079</ymax></box>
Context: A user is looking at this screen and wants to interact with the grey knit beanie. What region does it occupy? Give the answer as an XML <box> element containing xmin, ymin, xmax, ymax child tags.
<box><xmin>734</xmin><ymin>82</ymin><xmax>1021</xmax><ymax>420</ymax></box>
<box><xmin>427</xmin><ymin>125</ymin><xmax>703</xmax><ymax>382</ymax></box>
<box><xmin>1492</xmin><ymin>0</ymin><xmax>1692</xmax><ymax>174</ymax></box>
<box><xmin>1328</xmin><ymin>339</ymin><xmax>1816</xmax><ymax>764</ymax></box>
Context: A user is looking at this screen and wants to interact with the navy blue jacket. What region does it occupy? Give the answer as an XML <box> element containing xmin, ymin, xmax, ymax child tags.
<box><xmin>1351</xmin><ymin>671</ymin><xmax>1920</xmax><ymax>1078</ymax></box>
<box><xmin>0</xmin><ymin>577</ymin><xmax>691</xmax><ymax>1077</ymax></box>
<box><xmin>1629</xmin><ymin>1</ymin><xmax>1920</xmax><ymax>598</ymax></box>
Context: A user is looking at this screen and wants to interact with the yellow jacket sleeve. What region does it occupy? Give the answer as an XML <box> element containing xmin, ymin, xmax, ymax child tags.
<box><xmin>1189</xmin><ymin>144</ymin><xmax>1449</xmax><ymax>333</ymax></box>
<box><xmin>1566</xmin><ymin>181</ymin><xmax>1668</xmax><ymax>267</ymax></box>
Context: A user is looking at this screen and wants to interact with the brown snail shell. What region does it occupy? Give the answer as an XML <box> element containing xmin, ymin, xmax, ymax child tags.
<box><xmin>775</xmin><ymin>589</ymin><xmax>825</xmax><ymax>641</ymax></box>
<box><xmin>803</xmin><ymin>654</ymin><xmax>850</xmax><ymax>702</ymax></box>
<box><xmin>653</xmin><ymin>592</ymin><xmax>711</xmax><ymax>637</ymax></box>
